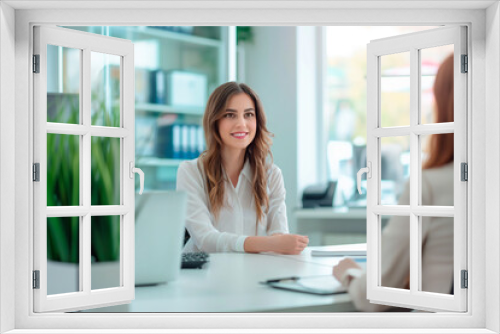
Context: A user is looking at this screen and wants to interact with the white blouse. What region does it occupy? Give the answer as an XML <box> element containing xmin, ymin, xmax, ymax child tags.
<box><xmin>176</xmin><ymin>158</ymin><xmax>289</xmax><ymax>253</ymax></box>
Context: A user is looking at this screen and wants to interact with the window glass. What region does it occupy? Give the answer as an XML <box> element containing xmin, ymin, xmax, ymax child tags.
<box><xmin>380</xmin><ymin>136</ymin><xmax>410</xmax><ymax>205</ymax></box>
<box><xmin>47</xmin><ymin>134</ymin><xmax>80</xmax><ymax>206</ymax></box>
<box><xmin>380</xmin><ymin>215</ymin><xmax>410</xmax><ymax>290</ymax></box>
<box><xmin>420</xmin><ymin>216</ymin><xmax>454</xmax><ymax>294</ymax></box>
<box><xmin>421</xmin><ymin>134</ymin><xmax>454</xmax><ymax>206</ymax></box>
<box><xmin>380</xmin><ymin>51</ymin><xmax>411</xmax><ymax>128</ymax></box>
<box><xmin>91</xmin><ymin>137</ymin><xmax>121</xmax><ymax>206</ymax></box>
<box><xmin>420</xmin><ymin>45</ymin><xmax>454</xmax><ymax>124</ymax></box>
<box><xmin>47</xmin><ymin>216</ymin><xmax>80</xmax><ymax>295</ymax></box>
<box><xmin>91</xmin><ymin>52</ymin><xmax>121</xmax><ymax>127</ymax></box>
<box><xmin>47</xmin><ymin>45</ymin><xmax>80</xmax><ymax>124</ymax></box>
<box><xmin>91</xmin><ymin>215</ymin><xmax>121</xmax><ymax>290</ymax></box>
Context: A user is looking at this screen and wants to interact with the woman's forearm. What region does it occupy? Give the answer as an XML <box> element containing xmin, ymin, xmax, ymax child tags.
<box><xmin>243</xmin><ymin>234</ymin><xmax>309</xmax><ymax>254</ymax></box>
<box><xmin>243</xmin><ymin>236</ymin><xmax>274</xmax><ymax>253</ymax></box>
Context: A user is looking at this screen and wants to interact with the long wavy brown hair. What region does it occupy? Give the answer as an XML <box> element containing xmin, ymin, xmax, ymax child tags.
<box><xmin>200</xmin><ymin>82</ymin><xmax>273</xmax><ymax>222</ymax></box>
<box><xmin>423</xmin><ymin>54</ymin><xmax>454</xmax><ymax>169</ymax></box>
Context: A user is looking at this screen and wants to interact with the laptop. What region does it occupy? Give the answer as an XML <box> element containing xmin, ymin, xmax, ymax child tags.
<box><xmin>134</xmin><ymin>191</ymin><xmax>187</xmax><ymax>286</ymax></box>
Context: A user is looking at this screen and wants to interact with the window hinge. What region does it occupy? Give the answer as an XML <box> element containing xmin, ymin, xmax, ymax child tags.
<box><xmin>33</xmin><ymin>54</ymin><xmax>40</xmax><ymax>73</ymax></box>
<box><xmin>461</xmin><ymin>54</ymin><xmax>468</xmax><ymax>73</ymax></box>
<box><xmin>461</xmin><ymin>162</ymin><xmax>468</xmax><ymax>181</ymax></box>
<box><xmin>33</xmin><ymin>270</ymin><xmax>40</xmax><ymax>289</ymax></box>
<box><xmin>461</xmin><ymin>270</ymin><xmax>468</xmax><ymax>289</ymax></box>
<box><xmin>33</xmin><ymin>163</ymin><xmax>40</xmax><ymax>182</ymax></box>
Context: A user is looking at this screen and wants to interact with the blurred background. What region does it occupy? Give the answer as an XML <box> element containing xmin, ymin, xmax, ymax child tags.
<box><xmin>46</xmin><ymin>25</ymin><xmax>453</xmax><ymax>296</ymax></box>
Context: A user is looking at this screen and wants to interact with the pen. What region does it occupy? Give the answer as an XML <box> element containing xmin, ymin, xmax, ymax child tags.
<box><xmin>264</xmin><ymin>276</ymin><xmax>300</xmax><ymax>283</ymax></box>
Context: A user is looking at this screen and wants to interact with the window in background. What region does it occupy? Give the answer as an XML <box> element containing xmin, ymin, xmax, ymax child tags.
<box><xmin>324</xmin><ymin>26</ymin><xmax>443</xmax><ymax>208</ymax></box>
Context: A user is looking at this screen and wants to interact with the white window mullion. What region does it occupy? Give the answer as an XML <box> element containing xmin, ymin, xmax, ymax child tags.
<box><xmin>122</xmin><ymin>47</ymin><xmax>135</xmax><ymax>294</ymax></box>
<box><xmin>82</xmin><ymin>47</ymin><xmax>92</xmax><ymax>296</ymax></box>
<box><xmin>409</xmin><ymin>47</ymin><xmax>419</xmax><ymax>294</ymax></box>
<box><xmin>413</xmin><ymin>123</ymin><xmax>454</xmax><ymax>135</ymax></box>
<box><xmin>33</xmin><ymin>26</ymin><xmax>49</xmax><ymax>305</ymax></box>
<box><xmin>372</xmin><ymin>126</ymin><xmax>411</xmax><ymax>137</ymax></box>
<box><xmin>46</xmin><ymin>123</ymin><xmax>87</xmax><ymax>135</ymax></box>
<box><xmin>366</xmin><ymin>46</ymin><xmax>380</xmax><ymax>300</ymax></box>
<box><xmin>453</xmin><ymin>26</ymin><xmax>468</xmax><ymax>313</ymax></box>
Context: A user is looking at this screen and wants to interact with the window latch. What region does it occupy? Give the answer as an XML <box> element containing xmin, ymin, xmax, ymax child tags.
<box><xmin>129</xmin><ymin>161</ymin><xmax>145</xmax><ymax>195</ymax></box>
<box><xmin>357</xmin><ymin>162</ymin><xmax>372</xmax><ymax>194</ymax></box>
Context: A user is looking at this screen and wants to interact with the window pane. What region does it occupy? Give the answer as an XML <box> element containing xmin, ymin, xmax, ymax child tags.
<box><xmin>47</xmin><ymin>134</ymin><xmax>80</xmax><ymax>206</ymax></box>
<box><xmin>47</xmin><ymin>216</ymin><xmax>80</xmax><ymax>295</ymax></box>
<box><xmin>380</xmin><ymin>215</ymin><xmax>410</xmax><ymax>290</ymax></box>
<box><xmin>421</xmin><ymin>134</ymin><xmax>454</xmax><ymax>206</ymax></box>
<box><xmin>420</xmin><ymin>216</ymin><xmax>454</xmax><ymax>294</ymax></box>
<box><xmin>91</xmin><ymin>215</ymin><xmax>121</xmax><ymax>290</ymax></box>
<box><xmin>380</xmin><ymin>136</ymin><xmax>410</xmax><ymax>205</ymax></box>
<box><xmin>91</xmin><ymin>52</ymin><xmax>121</xmax><ymax>127</ymax></box>
<box><xmin>91</xmin><ymin>137</ymin><xmax>120</xmax><ymax>206</ymax></box>
<box><xmin>47</xmin><ymin>45</ymin><xmax>80</xmax><ymax>124</ymax></box>
<box><xmin>420</xmin><ymin>45</ymin><xmax>454</xmax><ymax>125</ymax></box>
<box><xmin>380</xmin><ymin>52</ymin><xmax>410</xmax><ymax>128</ymax></box>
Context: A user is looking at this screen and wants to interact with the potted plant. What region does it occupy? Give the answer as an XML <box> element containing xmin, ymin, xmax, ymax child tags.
<box><xmin>47</xmin><ymin>93</ymin><xmax>121</xmax><ymax>294</ymax></box>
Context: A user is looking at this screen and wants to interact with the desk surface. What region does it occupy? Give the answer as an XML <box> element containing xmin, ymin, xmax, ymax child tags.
<box><xmin>86</xmin><ymin>245</ymin><xmax>366</xmax><ymax>313</ymax></box>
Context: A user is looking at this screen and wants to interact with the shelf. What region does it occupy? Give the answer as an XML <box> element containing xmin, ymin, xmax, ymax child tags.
<box><xmin>136</xmin><ymin>157</ymin><xmax>184</xmax><ymax>167</ymax></box>
<box><xmin>135</xmin><ymin>103</ymin><xmax>204</xmax><ymax>115</ymax></box>
<box><xmin>128</xmin><ymin>27</ymin><xmax>223</xmax><ymax>48</ymax></box>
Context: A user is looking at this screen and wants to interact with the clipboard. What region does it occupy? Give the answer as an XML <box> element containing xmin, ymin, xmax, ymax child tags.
<box><xmin>260</xmin><ymin>275</ymin><xmax>347</xmax><ymax>295</ymax></box>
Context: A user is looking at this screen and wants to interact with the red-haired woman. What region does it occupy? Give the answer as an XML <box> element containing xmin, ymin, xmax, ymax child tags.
<box><xmin>333</xmin><ymin>54</ymin><xmax>455</xmax><ymax>311</ymax></box>
<box><xmin>177</xmin><ymin>82</ymin><xmax>308</xmax><ymax>254</ymax></box>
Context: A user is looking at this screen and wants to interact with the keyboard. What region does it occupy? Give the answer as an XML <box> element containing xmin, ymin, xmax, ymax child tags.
<box><xmin>181</xmin><ymin>252</ymin><xmax>209</xmax><ymax>269</ymax></box>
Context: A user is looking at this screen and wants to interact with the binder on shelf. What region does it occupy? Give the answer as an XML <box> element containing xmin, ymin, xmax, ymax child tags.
<box><xmin>189</xmin><ymin>125</ymin><xmax>197</xmax><ymax>159</ymax></box>
<box><xmin>197</xmin><ymin>126</ymin><xmax>205</xmax><ymax>156</ymax></box>
<box><xmin>150</xmin><ymin>70</ymin><xmax>167</xmax><ymax>104</ymax></box>
<box><xmin>181</xmin><ymin>125</ymin><xmax>189</xmax><ymax>159</ymax></box>
<box><xmin>172</xmin><ymin>124</ymin><xmax>181</xmax><ymax>159</ymax></box>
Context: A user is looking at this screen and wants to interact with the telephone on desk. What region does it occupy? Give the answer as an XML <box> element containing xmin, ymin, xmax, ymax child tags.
<box><xmin>301</xmin><ymin>181</ymin><xmax>337</xmax><ymax>208</ymax></box>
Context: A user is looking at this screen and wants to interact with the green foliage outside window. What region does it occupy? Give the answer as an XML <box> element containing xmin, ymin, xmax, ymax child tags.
<box><xmin>47</xmin><ymin>97</ymin><xmax>120</xmax><ymax>263</ymax></box>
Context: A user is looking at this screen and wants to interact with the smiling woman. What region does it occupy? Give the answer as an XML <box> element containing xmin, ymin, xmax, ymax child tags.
<box><xmin>176</xmin><ymin>82</ymin><xmax>309</xmax><ymax>254</ymax></box>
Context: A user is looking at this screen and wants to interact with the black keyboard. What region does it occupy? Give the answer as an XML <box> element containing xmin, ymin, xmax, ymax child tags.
<box><xmin>181</xmin><ymin>252</ymin><xmax>209</xmax><ymax>269</ymax></box>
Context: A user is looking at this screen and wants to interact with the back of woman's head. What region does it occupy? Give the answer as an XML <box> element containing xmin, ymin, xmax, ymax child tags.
<box><xmin>201</xmin><ymin>82</ymin><xmax>273</xmax><ymax>221</ymax></box>
<box><xmin>423</xmin><ymin>54</ymin><xmax>454</xmax><ymax>169</ymax></box>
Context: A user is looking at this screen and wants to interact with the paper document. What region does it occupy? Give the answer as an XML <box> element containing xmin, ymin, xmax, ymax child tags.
<box><xmin>310</xmin><ymin>244</ymin><xmax>367</xmax><ymax>257</ymax></box>
<box><xmin>311</xmin><ymin>249</ymin><xmax>366</xmax><ymax>257</ymax></box>
<box><xmin>262</xmin><ymin>275</ymin><xmax>346</xmax><ymax>295</ymax></box>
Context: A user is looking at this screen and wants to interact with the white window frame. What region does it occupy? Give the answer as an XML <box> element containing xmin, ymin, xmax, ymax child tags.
<box><xmin>366</xmin><ymin>26</ymin><xmax>467</xmax><ymax>312</ymax></box>
<box><xmin>0</xmin><ymin>2</ymin><xmax>498</xmax><ymax>333</ymax></box>
<box><xmin>33</xmin><ymin>25</ymin><xmax>136</xmax><ymax>312</ymax></box>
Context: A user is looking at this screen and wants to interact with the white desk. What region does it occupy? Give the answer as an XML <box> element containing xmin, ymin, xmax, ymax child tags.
<box><xmin>295</xmin><ymin>208</ymin><xmax>367</xmax><ymax>246</ymax></box>
<box><xmin>85</xmin><ymin>245</ymin><xmax>366</xmax><ymax>313</ymax></box>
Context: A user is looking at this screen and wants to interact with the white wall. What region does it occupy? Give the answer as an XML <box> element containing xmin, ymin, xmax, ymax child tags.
<box><xmin>296</xmin><ymin>26</ymin><xmax>320</xmax><ymax>195</ymax></box>
<box><xmin>486</xmin><ymin>2</ymin><xmax>500</xmax><ymax>332</ymax></box>
<box><xmin>241</xmin><ymin>27</ymin><xmax>299</xmax><ymax>232</ymax></box>
<box><xmin>0</xmin><ymin>2</ymin><xmax>16</xmax><ymax>333</ymax></box>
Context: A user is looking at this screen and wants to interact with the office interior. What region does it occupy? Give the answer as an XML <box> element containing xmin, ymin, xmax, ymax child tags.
<box><xmin>45</xmin><ymin>25</ymin><xmax>453</xmax><ymax>312</ymax></box>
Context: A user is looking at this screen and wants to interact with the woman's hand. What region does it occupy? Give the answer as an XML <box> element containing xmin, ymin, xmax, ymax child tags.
<box><xmin>333</xmin><ymin>258</ymin><xmax>362</xmax><ymax>287</ymax></box>
<box><xmin>269</xmin><ymin>234</ymin><xmax>309</xmax><ymax>255</ymax></box>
